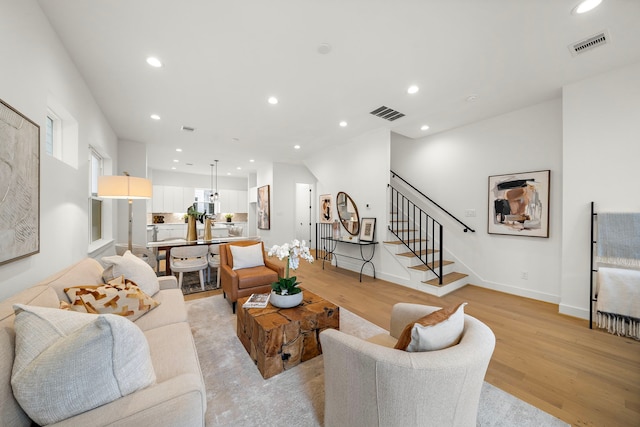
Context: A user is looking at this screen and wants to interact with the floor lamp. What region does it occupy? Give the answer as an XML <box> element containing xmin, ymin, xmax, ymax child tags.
<box><xmin>98</xmin><ymin>173</ymin><xmax>152</xmax><ymax>252</ymax></box>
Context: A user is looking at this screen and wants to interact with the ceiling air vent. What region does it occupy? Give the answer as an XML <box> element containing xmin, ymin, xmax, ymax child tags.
<box><xmin>370</xmin><ymin>106</ymin><xmax>405</xmax><ymax>122</ymax></box>
<box><xmin>181</xmin><ymin>125</ymin><xmax>196</xmax><ymax>132</ymax></box>
<box><xmin>569</xmin><ymin>30</ymin><xmax>608</xmax><ymax>56</ymax></box>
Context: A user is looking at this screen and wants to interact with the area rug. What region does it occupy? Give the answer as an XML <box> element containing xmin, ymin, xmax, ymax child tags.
<box><xmin>186</xmin><ymin>295</ymin><xmax>569</xmax><ymax>427</ymax></box>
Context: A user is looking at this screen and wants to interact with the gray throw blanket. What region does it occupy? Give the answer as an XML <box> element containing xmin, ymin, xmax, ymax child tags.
<box><xmin>597</xmin><ymin>213</ymin><xmax>640</xmax><ymax>267</ymax></box>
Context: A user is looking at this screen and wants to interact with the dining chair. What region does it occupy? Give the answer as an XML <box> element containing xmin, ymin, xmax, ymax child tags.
<box><xmin>169</xmin><ymin>245</ymin><xmax>209</xmax><ymax>290</ymax></box>
<box><xmin>207</xmin><ymin>244</ymin><xmax>221</xmax><ymax>288</ymax></box>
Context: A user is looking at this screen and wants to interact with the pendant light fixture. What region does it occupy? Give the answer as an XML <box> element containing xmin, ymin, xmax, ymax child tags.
<box><xmin>209</xmin><ymin>163</ymin><xmax>215</xmax><ymax>202</ymax></box>
<box><xmin>211</xmin><ymin>160</ymin><xmax>219</xmax><ymax>202</ymax></box>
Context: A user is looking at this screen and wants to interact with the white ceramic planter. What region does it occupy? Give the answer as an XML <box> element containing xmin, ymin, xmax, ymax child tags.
<box><xmin>270</xmin><ymin>290</ymin><xmax>303</xmax><ymax>308</ymax></box>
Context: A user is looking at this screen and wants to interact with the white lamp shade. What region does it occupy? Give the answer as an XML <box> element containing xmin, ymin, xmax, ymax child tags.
<box><xmin>98</xmin><ymin>175</ymin><xmax>152</xmax><ymax>199</ymax></box>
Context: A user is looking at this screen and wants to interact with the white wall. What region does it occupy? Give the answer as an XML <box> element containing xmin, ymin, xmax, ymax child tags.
<box><xmin>391</xmin><ymin>99</ymin><xmax>564</xmax><ymax>303</ymax></box>
<box><xmin>560</xmin><ymin>62</ymin><xmax>640</xmax><ymax>318</ymax></box>
<box><xmin>304</xmin><ymin>128</ymin><xmax>397</xmax><ymax>280</ymax></box>
<box><xmin>0</xmin><ymin>0</ymin><xmax>118</xmax><ymax>299</ymax></box>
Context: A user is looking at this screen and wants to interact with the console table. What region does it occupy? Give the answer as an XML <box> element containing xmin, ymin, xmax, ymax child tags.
<box><xmin>320</xmin><ymin>236</ymin><xmax>377</xmax><ymax>281</ymax></box>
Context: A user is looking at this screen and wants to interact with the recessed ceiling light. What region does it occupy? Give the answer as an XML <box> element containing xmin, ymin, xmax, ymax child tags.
<box><xmin>176</xmin><ymin>148</ymin><xmax>182</xmax><ymax>152</ymax></box>
<box><xmin>407</xmin><ymin>85</ymin><xmax>419</xmax><ymax>94</ymax></box>
<box><xmin>171</xmin><ymin>167</ymin><xmax>176</xmax><ymax>170</ymax></box>
<box><xmin>317</xmin><ymin>43</ymin><xmax>332</xmax><ymax>54</ymax></box>
<box><xmin>249</xmin><ymin>159</ymin><xmax>255</xmax><ymax>163</ymax></box>
<box><xmin>339</xmin><ymin>121</ymin><xmax>348</xmax><ymax>127</ymax></box>
<box><xmin>227</xmin><ymin>172</ymin><xmax>231</xmax><ymax>175</ymax></box>
<box><xmin>173</xmin><ymin>159</ymin><xmax>179</xmax><ymax>163</ymax></box>
<box><xmin>146</xmin><ymin>57</ymin><xmax>163</xmax><ymax>68</ymax></box>
<box><xmin>268</xmin><ymin>96</ymin><xmax>278</xmax><ymax>105</ymax></box>
<box><xmin>572</xmin><ymin>0</ymin><xmax>602</xmax><ymax>14</ymax></box>
<box><xmin>236</xmin><ymin>167</ymin><xmax>242</xmax><ymax>170</ymax></box>
<box><xmin>150</xmin><ymin>114</ymin><xmax>160</xmax><ymax>120</ymax></box>
<box><xmin>294</xmin><ymin>145</ymin><xmax>301</xmax><ymax>150</ymax></box>
<box><xmin>420</xmin><ymin>125</ymin><xmax>430</xmax><ymax>131</ymax></box>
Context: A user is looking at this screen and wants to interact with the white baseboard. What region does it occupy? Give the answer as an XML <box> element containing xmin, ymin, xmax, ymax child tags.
<box><xmin>559</xmin><ymin>303</ymin><xmax>590</xmax><ymax>320</ymax></box>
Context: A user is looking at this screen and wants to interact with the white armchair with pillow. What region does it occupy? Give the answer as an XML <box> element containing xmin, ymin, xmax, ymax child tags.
<box><xmin>319</xmin><ymin>302</ymin><xmax>495</xmax><ymax>427</ymax></box>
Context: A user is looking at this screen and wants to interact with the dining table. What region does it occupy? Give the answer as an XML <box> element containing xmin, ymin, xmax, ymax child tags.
<box><xmin>147</xmin><ymin>236</ymin><xmax>261</xmax><ymax>276</ymax></box>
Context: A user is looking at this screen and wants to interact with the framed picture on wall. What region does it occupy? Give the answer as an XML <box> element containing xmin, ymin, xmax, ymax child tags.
<box><xmin>320</xmin><ymin>194</ymin><xmax>332</xmax><ymax>223</ymax></box>
<box><xmin>257</xmin><ymin>185</ymin><xmax>270</xmax><ymax>230</ymax></box>
<box><xmin>359</xmin><ymin>218</ymin><xmax>376</xmax><ymax>242</ymax></box>
<box><xmin>0</xmin><ymin>98</ymin><xmax>40</xmax><ymax>266</ymax></box>
<box><xmin>488</xmin><ymin>169</ymin><xmax>550</xmax><ymax>238</ymax></box>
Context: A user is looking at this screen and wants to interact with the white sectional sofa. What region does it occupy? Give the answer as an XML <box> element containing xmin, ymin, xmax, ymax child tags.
<box><xmin>0</xmin><ymin>258</ymin><xmax>206</xmax><ymax>427</ymax></box>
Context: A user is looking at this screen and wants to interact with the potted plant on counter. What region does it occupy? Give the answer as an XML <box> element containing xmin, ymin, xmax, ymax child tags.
<box><xmin>267</xmin><ymin>240</ymin><xmax>314</xmax><ymax>308</ymax></box>
<box><xmin>225</xmin><ymin>213</ymin><xmax>234</xmax><ymax>222</ymax></box>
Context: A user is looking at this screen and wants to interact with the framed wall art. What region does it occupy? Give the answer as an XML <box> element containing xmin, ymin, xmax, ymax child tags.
<box><xmin>257</xmin><ymin>184</ymin><xmax>270</xmax><ymax>230</ymax></box>
<box><xmin>319</xmin><ymin>194</ymin><xmax>332</xmax><ymax>223</ymax></box>
<box><xmin>488</xmin><ymin>169</ymin><xmax>550</xmax><ymax>238</ymax></box>
<box><xmin>0</xmin><ymin>98</ymin><xmax>40</xmax><ymax>265</ymax></box>
<box><xmin>359</xmin><ymin>217</ymin><xmax>376</xmax><ymax>242</ymax></box>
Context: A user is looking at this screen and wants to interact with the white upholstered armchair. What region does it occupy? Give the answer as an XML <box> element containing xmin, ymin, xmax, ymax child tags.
<box><xmin>319</xmin><ymin>303</ymin><xmax>495</xmax><ymax>427</ymax></box>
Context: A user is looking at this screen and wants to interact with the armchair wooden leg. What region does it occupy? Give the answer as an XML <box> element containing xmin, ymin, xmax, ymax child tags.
<box><xmin>232</xmin><ymin>301</ymin><xmax>236</xmax><ymax>314</ymax></box>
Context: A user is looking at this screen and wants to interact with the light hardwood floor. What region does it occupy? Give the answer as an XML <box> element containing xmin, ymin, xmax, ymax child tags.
<box><xmin>183</xmin><ymin>257</ymin><xmax>640</xmax><ymax>427</ymax></box>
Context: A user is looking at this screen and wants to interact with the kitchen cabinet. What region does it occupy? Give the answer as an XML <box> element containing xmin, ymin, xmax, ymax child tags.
<box><xmin>152</xmin><ymin>185</ymin><xmax>165</xmax><ymax>212</ymax></box>
<box><xmin>151</xmin><ymin>185</ymin><xmax>247</xmax><ymax>214</ymax></box>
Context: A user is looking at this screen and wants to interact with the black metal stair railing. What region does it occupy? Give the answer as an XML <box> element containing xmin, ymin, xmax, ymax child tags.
<box><xmin>388</xmin><ymin>184</ymin><xmax>444</xmax><ymax>285</ymax></box>
<box><xmin>390</xmin><ymin>170</ymin><xmax>475</xmax><ymax>233</ymax></box>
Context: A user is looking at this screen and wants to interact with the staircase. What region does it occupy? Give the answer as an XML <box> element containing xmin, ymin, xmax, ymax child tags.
<box><xmin>386</xmin><ymin>172</ymin><xmax>474</xmax><ymax>297</ymax></box>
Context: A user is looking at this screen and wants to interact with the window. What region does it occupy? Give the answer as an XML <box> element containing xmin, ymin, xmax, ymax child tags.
<box><xmin>89</xmin><ymin>149</ymin><xmax>103</xmax><ymax>243</ymax></box>
<box><xmin>45</xmin><ymin>111</ymin><xmax>62</xmax><ymax>159</ymax></box>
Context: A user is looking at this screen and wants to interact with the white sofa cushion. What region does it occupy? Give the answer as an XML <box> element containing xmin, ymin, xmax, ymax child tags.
<box><xmin>11</xmin><ymin>304</ymin><xmax>156</xmax><ymax>426</ymax></box>
<box><xmin>102</xmin><ymin>250</ymin><xmax>160</xmax><ymax>296</ymax></box>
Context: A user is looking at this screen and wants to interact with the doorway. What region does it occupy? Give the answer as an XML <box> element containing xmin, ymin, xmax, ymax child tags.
<box><xmin>295</xmin><ymin>183</ymin><xmax>312</xmax><ymax>245</ymax></box>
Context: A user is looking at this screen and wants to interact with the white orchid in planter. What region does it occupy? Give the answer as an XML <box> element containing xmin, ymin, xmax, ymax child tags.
<box><xmin>268</xmin><ymin>239</ymin><xmax>314</xmax><ymax>295</ymax></box>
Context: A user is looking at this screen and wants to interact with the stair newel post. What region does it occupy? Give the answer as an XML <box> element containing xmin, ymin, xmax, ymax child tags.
<box><xmin>438</xmin><ymin>224</ymin><xmax>443</xmax><ymax>285</ymax></box>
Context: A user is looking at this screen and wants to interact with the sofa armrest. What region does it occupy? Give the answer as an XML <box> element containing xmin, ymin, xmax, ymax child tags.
<box><xmin>264</xmin><ymin>259</ymin><xmax>284</xmax><ymax>277</ymax></box>
<box><xmin>158</xmin><ymin>275</ymin><xmax>178</xmax><ymax>290</ymax></box>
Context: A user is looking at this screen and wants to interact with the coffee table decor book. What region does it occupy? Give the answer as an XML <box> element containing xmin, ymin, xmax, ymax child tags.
<box><xmin>242</xmin><ymin>293</ymin><xmax>270</xmax><ymax>309</ymax></box>
<box><xmin>267</xmin><ymin>239</ymin><xmax>314</xmax><ymax>308</ymax></box>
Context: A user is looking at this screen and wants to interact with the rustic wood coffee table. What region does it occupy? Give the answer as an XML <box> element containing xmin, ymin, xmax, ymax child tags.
<box><xmin>237</xmin><ymin>290</ymin><xmax>339</xmax><ymax>379</ymax></box>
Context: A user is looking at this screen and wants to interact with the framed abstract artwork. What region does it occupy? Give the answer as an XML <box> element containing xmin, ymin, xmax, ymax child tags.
<box><xmin>319</xmin><ymin>194</ymin><xmax>332</xmax><ymax>223</ymax></box>
<box><xmin>0</xmin><ymin>98</ymin><xmax>40</xmax><ymax>265</ymax></box>
<box><xmin>359</xmin><ymin>218</ymin><xmax>376</xmax><ymax>242</ymax></box>
<box><xmin>257</xmin><ymin>185</ymin><xmax>270</xmax><ymax>230</ymax></box>
<box><xmin>488</xmin><ymin>170</ymin><xmax>550</xmax><ymax>238</ymax></box>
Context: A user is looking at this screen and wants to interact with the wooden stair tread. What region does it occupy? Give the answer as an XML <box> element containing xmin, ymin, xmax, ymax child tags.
<box><xmin>384</xmin><ymin>239</ymin><xmax>427</xmax><ymax>245</ymax></box>
<box><xmin>423</xmin><ymin>272</ymin><xmax>468</xmax><ymax>286</ymax></box>
<box><xmin>408</xmin><ymin>260</ymin><xmax>452</xmax><ymax>271</ymax></box>
<box><xmin>393</xmin><ymin>229</ymin><xmax>416</xmax><ymax>233</ymax></box>
<box><xmin>398</xmin><ymin>249</ymin><xmax>435</xmax><ymax>257</ymax></box>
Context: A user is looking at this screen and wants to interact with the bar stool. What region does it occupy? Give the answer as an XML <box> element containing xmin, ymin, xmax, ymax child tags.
<box><xmin>169</xmin><ymin>246</ymin><xmax>209</xmax><ymax>290</ymax></box>
<box><xmin>208</xmin><ymin>244</ymin><xmax>221</xmax><ymax>288</ymax></box>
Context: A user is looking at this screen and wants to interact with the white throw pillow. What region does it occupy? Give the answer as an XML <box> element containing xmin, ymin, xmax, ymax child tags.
<box><xmin>394</xmin><ymin>303</ymin><xmax>467</xmax><ymax>352</ymax></box>
<box><xmin>102</xmin><ymin>250</ymin><xmax>160</xmax><ymax>295</ymax></box>
<box><xmin>230</xmin><ymin>243</ymin><xmax>265</xmax><ymax>270</ymax></box>
<box><xmin>11</xmin><ymin>304</ymin><xmax>156</xmax><ymax>426</ymax></box>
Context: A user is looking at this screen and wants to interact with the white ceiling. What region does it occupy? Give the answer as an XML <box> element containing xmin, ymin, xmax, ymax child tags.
<box><xmin>37</xmin><ymin>0</ymin><xmax>640</xmax><ymax>178</ymax></box>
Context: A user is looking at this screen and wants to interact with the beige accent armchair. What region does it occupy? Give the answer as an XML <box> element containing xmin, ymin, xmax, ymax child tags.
<box><xmin>319</xmin><ymin>303</ymin><xmax>495</xmax><ymax>427</ymax></box>
<box><xmin>219</xmin><ymin>241</ymin><xmax>284</xmax><ymax>313</ymax></box>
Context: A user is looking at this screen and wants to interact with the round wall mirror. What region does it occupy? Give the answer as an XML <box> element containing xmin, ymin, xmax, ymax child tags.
<box><xmin>336</xmin><ymin>191</ymin><xmax>360</xmax><ymax>236</ymax></box>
